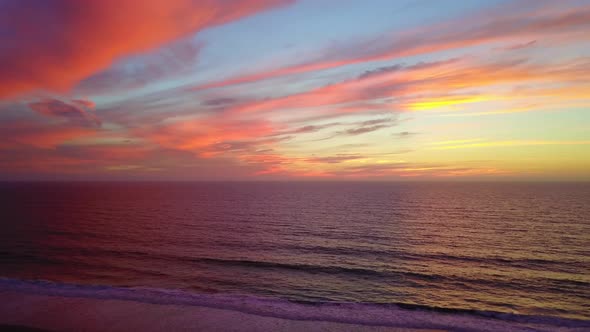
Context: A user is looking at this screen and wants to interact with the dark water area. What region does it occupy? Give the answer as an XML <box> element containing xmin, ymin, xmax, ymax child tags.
<box><xmin>1</xmin><ymin>181</ymin><xmax>589</xmax><ymax>320</ymax></box>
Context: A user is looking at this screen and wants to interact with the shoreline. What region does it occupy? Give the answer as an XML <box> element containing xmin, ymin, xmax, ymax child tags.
<box><xmin>0</xmin><ymin>291</ymin><xmax>439</xmax><ymax>332</ymax></box>
<box><xmin>1</xmin><ymin>279</ymin><xmax>589</xmax><ymax>331</ymax></box>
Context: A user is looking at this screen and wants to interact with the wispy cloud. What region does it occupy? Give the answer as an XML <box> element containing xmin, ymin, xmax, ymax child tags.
<box><xmin>343</xmin><ymin>124</ymin><xmax>390</xmax><ymax>136</ymax></box>
<box><xmin>0</xmin><ymin>1</ymin><xmax>588</xmax><ymax>180</ymax></box>
<box><xmin>500</xmin><ymin>40</ymin><xmax>538</xmax><ymax>51</ymax></box>
<box><xmin>28</xmin><ymin>98</ymin><xmax>101</xmax><ymax>127</ymax></box>
<box><xmin>0</xmin><ymin>0</ymin><xmax>291</xmax><ymax>98</ymax></box>
<box><xmin>305</xmin><ymin>154</ymin><xmax>365</xmax><ymax>164</ymax></box>
<box><xmin>193</xmin><ymin>1</ymin><xmax>590</xmax><ymax>90</ymax></box>
<box><xmin>431</xmin><ymin>140</ymin><xmax>590</xmax><ymax>150</ymax></box>
<box><xmin>214</xmin><ymin>56</ymin><xmax>589</xmax><ymax>121</ymax></box>
<box><xmin>0</xmin><ymin>120</ymin><xmax>98</xmax><ymax>149</ymax></box>
<box><xmin>393</xmin><ymin>131</ymin><xmax>418</xmax><ymax>138</ymax></box>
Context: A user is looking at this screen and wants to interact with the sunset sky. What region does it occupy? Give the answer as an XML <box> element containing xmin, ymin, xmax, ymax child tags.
<box><xmin>1</xmin><ymin>0</ymin><xmax>589</xmax><ymax>180</ymax></box>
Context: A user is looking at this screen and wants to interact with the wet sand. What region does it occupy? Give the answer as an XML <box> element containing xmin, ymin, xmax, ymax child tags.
<box><xmin>0</xmin><ymin>291</ymin><xmax>441</xmax><ymax>332</ymax></box>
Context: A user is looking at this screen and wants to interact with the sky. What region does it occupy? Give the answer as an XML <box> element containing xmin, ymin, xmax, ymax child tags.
<box><xmin>0</xmin><ymin>0</ymin><xmax>589</xmax><ymax>181</ymax></box>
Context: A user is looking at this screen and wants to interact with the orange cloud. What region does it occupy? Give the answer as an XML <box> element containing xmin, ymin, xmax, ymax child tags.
<box><xmin>0</xmin><ymin>0</ymin><xmax>291</xmax><ymax>98</ymax></box>
<box><xmin>140</xmin><ymin>116</ymin><xmax>278</xmax><ymax>157</ymax></box>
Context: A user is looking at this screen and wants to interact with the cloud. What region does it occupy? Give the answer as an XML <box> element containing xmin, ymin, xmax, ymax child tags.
<box><xmin>201</xmin><ymin>134</ymin><xmax>293</xmax><ymax>157</ymax></box>
<box><xmin>137</xmin><ymin>115</ymin><xmax>277</xmax><ymax>157</ymax></box>
<box><xmin>75</xmin><ymin>39</ymin><xmax>204</xmax><ymax>96</ymax></box>
<box><xmin>393</xmin><ymin>131</ymin><xmax>418</xmax><ymax>138</ymax></box>
<box><xmin>358</xmin><ymin>118</ymin><xmax>395</xmax><ymax>126</ymax></box>
<box><xmin>202</xmin><ymin>97</ymin><xmax>242</xmax><ymax>107</ymax></box>
<box><xmin>430</xmin><ymin>140</ymin><xmax>590</xmax><ymax>150</ymax></box>
<box><xmin>358</xmin><ymin>64</ymin><xmax>404</xmax><ymax>79</ymax></box>
<box><xmin>344</xmin><ymin>124</ymin><xmax>390</xmax><ymax>136</ymax></box>
<box><xmin>305</xmin><ymin>154</ymin><xmax>364</xmax><ymax>164</ymax></box>
<box><xmin>71</xmin><ymin>99</ymin><xmax>96</xmax><ymax>109</ymax></box>
<box><xmin>324</xmin><ymin>162</ymin><xmax>508</xmax><ymax>178</ymax></box>
<box><xmin>192</xmin><ymin>1</ymin><xmax>590</xmax><ymax>90</ymax></box>
<box><xmin>302</xmin><ymin>118</ymin><xmax>398</xmax><ymax>140</ymax></box>
<box><xmin>224</xmin><ymin>55</ymin><xmax>588</xmax><ymax>119</ymax></box>
<box><xmin>0</xmin><ymin>120</ymin><xmax>98</xmax><ymax>149</ymax></box>
<box><xmin>1</xmin><ymin>1</ymin><xmax>587</xmax><ymax>181</ymax></box>
<box><xmin>216</xmin><ymin>58</ymin><xmax>473</xmax><ymax>116</ymax></box>
<box><xmin>0</xmin><ymin>0</ymin><xmax>291</xmax><ymax>98</ymax></box>
<box><xmin>500</xmin><ymin>40</ymin><xmax>538</xmax><ymax>51</ymax></box>
<box><xmin>310</xmin><ymin>117</ymin><xmax>398</xmax><ymax>139</ymax></box>
<box><xmin>270</xmin><ymin>122</ymin><xmax>341</xmax><ymax>136</ymax></box>
<box><xmin>28</xmin><ymin>98</ymin><xmax>101</xmax><ymax>127</ymax></box>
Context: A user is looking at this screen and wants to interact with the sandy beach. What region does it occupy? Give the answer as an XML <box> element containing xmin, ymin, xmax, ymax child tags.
<box><xmin>2</xmin><ymin>288</ymin><xmax>589</xmax><ymax>332</ymax></box>
<box><xmin>0</xmin><ymin>291</ymin><xmax>440</xmax><ymax>332</ymax></box>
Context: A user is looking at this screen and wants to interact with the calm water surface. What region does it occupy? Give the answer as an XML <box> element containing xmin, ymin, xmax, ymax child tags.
<box><xmin>1</xmin><ymin>182</ymin><xmax>589</xmax><ymax>320</ymax></box>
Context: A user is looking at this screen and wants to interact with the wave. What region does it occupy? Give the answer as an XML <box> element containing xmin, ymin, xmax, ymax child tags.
<box><xmin>3</xmin><ymin>247</ymin><xmax>588</xmax><ymax>301</ymax></box>
<box><xmin>1</xmin><ymin>277</ymin><xmax>588</xmax><ymax>332</ymax></box>
<box><xmin>6</xmin><ymin>242</ymin><xmax>585</xmax><ymax>278</ymax></box>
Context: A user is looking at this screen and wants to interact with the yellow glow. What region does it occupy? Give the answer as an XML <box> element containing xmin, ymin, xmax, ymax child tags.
<box><xmin>431</xmin><ymin>140</ymin><xmax>590</xmax><ymax>150</ymax></box>
<box><xmin>430</xmin><ymin>139</ymin><xmax>484</xmax><ymax>146</ymax></box>
<box><xmin>406</xmin><ymin>95</ymin><xmax>490</xmax><ymax>111</ymax></box>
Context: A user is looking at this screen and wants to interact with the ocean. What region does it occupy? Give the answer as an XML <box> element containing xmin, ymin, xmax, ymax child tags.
<box><xmin>1</xmin><ymin>182</ymin><xmax>589</xmax><ymax>329</ymax></box>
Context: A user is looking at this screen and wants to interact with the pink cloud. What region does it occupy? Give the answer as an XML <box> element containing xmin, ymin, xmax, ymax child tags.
<box><xmin>0</xmin><ymin>0</ymin><xmax>291</xmax><ymax>98</ymax></box>
<box><xmin>138</xmin><ymin>116</ymin><xmax>278</xmax><ymax>157</ymax></box>
<box><xmin>0</xmin><ymin>121</ymin><xmax>98</xmax><ymax>149</ymax></box>
<box><xmin>217</xmin><ymin>56</ymin><xmax>589</xmax><ymax>118</ymax></box>
<box><xmin>193</xmin><ymin>2</ymin><xmax>590</xmax><ymax>90</ymax></box>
